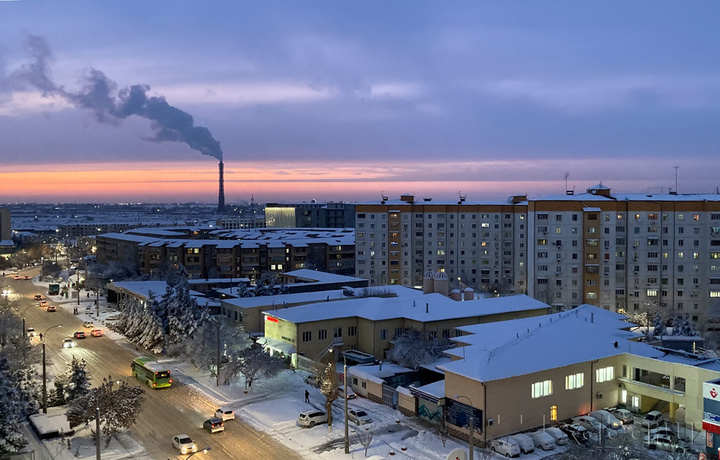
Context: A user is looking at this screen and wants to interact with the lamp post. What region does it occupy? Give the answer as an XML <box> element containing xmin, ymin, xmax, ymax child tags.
<box><xmin>342</xmin><ymin>352</ymin><xmax>349</xmax><ymax>454</ymax></box>
<box><xmin>454</xmin><ymin>395</ymin><xmax>474</xmax><ymax>460</ymax></box>
<box><xmin>42</xmin><ymin>323</ymin><xmax>63</xmax><ymax>414</ymax></box>
<box><xmin>187</xmin><ymin>446</ymin><xmax>211</xmax><ymax>458</ymax></box>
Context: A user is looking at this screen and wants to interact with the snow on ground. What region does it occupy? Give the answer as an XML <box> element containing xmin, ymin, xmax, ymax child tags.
<box><xmin>21</xmin><ymin>276</ymin><xmax>596</xmax><ymax>459</ymax></box>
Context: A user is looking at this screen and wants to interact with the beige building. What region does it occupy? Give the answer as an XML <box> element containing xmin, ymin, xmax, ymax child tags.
<box><xmin>261</xmin><ymin>289</ymin><xmax>551</xmax><ymax>367</ymax></box>
<box><xmin>355</xmin><ymin>185</ymin><xmax>720</xmax><ymax>324</ymax></box>
<box><xmin>434</xmin><ymin>305</ymin><xmax>719</xmax><ymax>445</ymax></box>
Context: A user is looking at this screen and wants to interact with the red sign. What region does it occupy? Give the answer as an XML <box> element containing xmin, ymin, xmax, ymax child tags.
<box><xmin>266</xmin><ymin>316</ymin><xmax>278</xmax><ymax>323</ymax></box>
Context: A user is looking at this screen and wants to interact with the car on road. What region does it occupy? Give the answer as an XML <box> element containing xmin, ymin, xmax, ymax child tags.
<box><xmin>90</xmin><ymin>329</ymin><xmax>103</xmax><ymax>337</ymax></box>
<box><xmin>347</xmin><ymin>409</ymin><xmax>372</xmax><ymax>425</ymax></box>
<box><xmin>339</xmin><ymin>385</ymin><xmax>356</xmax><ymax>399</ymax></box>
<box><xmin>62</xmin><ymin>339</ymin><xmax>76</xmax><ymax>348</ymax></box>
<box><xmin>172</xmin><ymin>435</ymin><xmax>198</xmax><ymax>454</ymax></box>
<box><xmin>85</xmin><ymin>306</ymin><xmax>93</xmax><ymax>313</ymax></box>
<box><xmin>14</xmin><ymin>275</ymin><xmax>21</xmax><ymax>280</ymax></box>
<box><xmin>34</xmin><ymin>294</ymin><xmax>42</xmax><ymax>300</ymax></box>
<box><xmin>83</xmin><ymin>321</ymin><xmax>94</xmax><ymax>328</ymax></box>
<box><xmin>26</xmin><ymin>328</ymin><xmax>36</xmax><ymax>338</ymax></box>
<box><xmin>489</xmin><ymin>438</ymin><xmax>521</xmax><ymax>457</ymax></box>
<box><xmin>39</xmin><ymin>300</ymin><xmax>47</xmax><ymax>307</ymax></box>
<box><xmin>611</xmin><ymin>408</ymin><xmax>635</xmax><ymax>424</ymax></box>
<box><xmin>560</xmin><ymin>423</ymin><xmax>589</xmax><ymax>443</ymax></box>
<box><xmin>573</xmin><ymin>415</ymin><xmax>602</xmax><ymax>434</ymax></box>
<box><xmin>298</xmin><ymin>410</ymin><xmax>328</xmax><ymax>428</ymax></box>
<box><xmin>304</xmin><ymin>374</ymin><xmax>320</xmax><ymax>388</ymax></box>
<box><xmin>74</xmin><ymin>331</ymin><xmax>86</xmax><ymax>339</ymax></box>
<box><xmin>46</xmin><ymin>305</ymin><xmax>56</xmax><ymax>312</ymax></box>
<box><xmin>203</xmin><ymin>417</ymin><xmax>224</xmax><ymax>433</ymax></box>
<box><xmin>215</xmin><ymin>408</ymin><xmax>235</xmax><ymax>421</ymax></box>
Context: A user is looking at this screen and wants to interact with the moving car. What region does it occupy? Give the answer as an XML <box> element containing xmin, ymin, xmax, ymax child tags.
<box><xmin>573</xmin><ymin>415</ymin><xmax>602</xmax><ymax>433</ymax></box>
<box><xmin>171</xmin><ymin>435</ymin><xmax>198</xmax><ymax>454</ymax></box>
<box><xmin>347</xmin><ymin>409</ymin><xmax>372</xmax><ymax>425</ymax></box>
<box><xmin>74</xmin><ymin>331</ymin><xmax>86</xmax><ymax>339</ymax></box>
<box><xmin>202</xmin><ymin>417</ymin><xmax>224</xmax><ymax>433</ymax></box>
<box><xmin>489</xmin><ymin>438</ymin><xmax>521</xmax><ymax>458</ymax></box>
<box><xmin>90</xmin><ymin>329</ymin><xmax>103</xmax><ymax>337</ymax></box>
<box><xmin>611</xmin><ymin>408</ymin><xmax>635</xmax><ymax>424</ymax></box>
<box><xmin>62</xmin><ymin>339</ymin><xmax>76</xmax><ymax>348</ymax></box>
<box><xmin>560</xmin><ymin>423</ymin><xmax>589</xmax><ymax>443</ymax></box>
<box><xmin>298</xmin><ymin>410</ymin><xmax>328</xmax><ymax>428</ymax></box>
<box><xmin>83</xmin><ymin>321</ymin><xmax>94</xmax><ymax>328</ymax></box>
<box><xmin>339</xmin><ymin>385</ymin><xmax>356</xmax><ymax>399</ymax></box>
<box><xmin>40</xmin><ymin>300</ymin><xmax>47</xmax><ymax>307</ymax></box>
<box><xmin>46</xmin><ymin>305</ymin><xmax>56</xmax><ymax>312</ymax></box>
<box><xmin>215</xmin><ymin>408</ymin><xmax>235</xmax><ymax>421</ymax></box>
<box><xmin>34</xmin><ymin>294</ymin><xmax>42</xmax><ymax>300</ymax></box>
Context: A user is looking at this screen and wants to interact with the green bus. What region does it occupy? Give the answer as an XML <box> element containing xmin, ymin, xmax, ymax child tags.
<box><xmin>131</xmin><ymin>357</ymin><xmax>172</xmax><ymax>389</ymax></box>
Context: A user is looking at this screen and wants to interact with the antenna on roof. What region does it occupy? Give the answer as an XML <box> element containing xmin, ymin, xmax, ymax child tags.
<box><xmin>674</xmin><ymin>166</ymin><xmax>679</xmax><ymax>194</ymax></box>
<box><xmin>381</xmin><ymin>192</ymin><xmax>388</xmax><ymax>204</ymax></box>
<box><xmin>458</xmin><ymin>191</ymin><xmax>466</xmax><ymax>204</ymax></box>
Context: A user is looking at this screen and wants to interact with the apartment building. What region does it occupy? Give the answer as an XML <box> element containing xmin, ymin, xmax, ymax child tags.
<box><xmin>265</xmin><ymin>202</ymin><xmax>355</xmax><ymax>228</ymax></box>
<box><xmin>355</xmin><ymin>185</ymin><xmax>720</xmax><ymax>323</ymax></box>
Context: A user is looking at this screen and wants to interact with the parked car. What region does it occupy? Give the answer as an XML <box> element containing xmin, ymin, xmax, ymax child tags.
<box><xmin>489</xmin><ymin>438</ymin><xmax>521</xmax><ymax>458</ymax></box>
<box><xmin>573</xmin><ymin>415</ymin><xmax>602</xmax><ymax>433</ymax></box>
<box><xmin>648</xmin><ymin>427</ymin><xmax>679</xmax><ymax>443</ymax></box>
<box><xmin>347</xmin><ymin>409</ymin><xmax>372</xmax><ymax>425</ymax></box>
<box><xmin>531</xmin><ymin>430</ymin><xmax>556</xmax><ymax>451</ymax></box>
<box><xmin>202</xmin><ymin>417</ymin><xmax>224</xmax><ymax>433</ymax></box>
<box><xmin>83</xmin><ymin>321</ymin><xmax>94</xmax><ymax>328</ymax></box>
<box><xmin>171</xmin><ymin>435</ymin><xmax>198</xmax><ymax>454</ymax></box>
<box><xmin>544</xmin><ymin>426</ymin><xmax>569</xmax><ymax>445</ymax></box>
<box><xmin>62</xmin><ymin>338</ymin><xmax>76</xmax><ymax>348</ymax></box>
<box><xmin>46</xmin><ymin>305</ymin><xmax>56</xmax><ymax>312</ymax></box>
<box><xmin>90</xmin><ymin>329</ymin><xmax>103</xmax><ymax>337</ymax></box>
<box><xmin>647</xmin><ymin>435</ymin><xmax>684</xmax><ymax>453</ymax></box>
<box><xmin>560</xmin><ymin>423</ymin><xmax>589</xmax><ymax>443</ymax></box>
<box><xmin>34</xmin><ymin>294</ymin><xmax>42</xmax><ymax>300</ymax></box>
<box><xmin>339</xmin><ymin>385</ymin><xmax>356</xmax><ymax>399</ymax></box>
<box><xmin>74</xmin><ymin>331</ymin><xmax>86</xmax><ymax>339</ymax></box>
<box><xmin>611</xmin><ymin>408</ymin><xmax>635</xmax><ymax>424</ymax></box>
<box><xmin>589</xmin><ymin>409</ymin><xmax>623</xmax><ymax>430</ymax></box>
<box><xmin>298</xmin><ymin>410</ymin><xmax>328</xmax><ymax>428</ymax></box>
<box><xmin>642</xmin><ymin>410</ymin><xmax>665</xmax><ymax>429</ymax></box>
<box><xmin>215</xmin><ymin>408</ymin><xmax>235</xmax><ymax>421</ymax></box>
<box><xmin>508</xmin><ymin>433</ymin><xmax>534</xmax><ymax>454</ymax></box>
<box><xmin>304</xmin><ymin>374</ymin><xmax>320</xmax><ymax>388</ymax></box>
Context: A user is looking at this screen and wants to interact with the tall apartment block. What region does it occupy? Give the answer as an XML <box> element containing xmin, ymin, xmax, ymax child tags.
<box><xmin>355</xmin><ymin>185</ymin><xmax>720</xmax><ymax>323</ymax></box>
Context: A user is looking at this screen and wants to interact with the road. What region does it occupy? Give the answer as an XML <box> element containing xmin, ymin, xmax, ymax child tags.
<box><xmin>5</xmin><ymin>269</ymin><xmax>303</xmax><ymax>460</ymax></box>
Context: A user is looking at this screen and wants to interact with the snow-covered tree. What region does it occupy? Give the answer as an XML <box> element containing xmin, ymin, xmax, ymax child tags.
<box><xmin>387</xmin><ymin>329</ymin><xmax>455</xmax><ymax>369</ymax></box>
<box><xmin>65</xmin><ymin>357</ymin><xmax>92</xmax><ymax>403</ymax></box>
<box><xmin>66</xmin><ymin>376</ymin><xmax>145</xmax><ymax>446</ymax></box>
<box><xmin>317</xmin><ymin>361</ymin><xmax>340</xmax><ymax>431</ymax></box>
<box><xmin>672</xmin><ymin>314</ymin><xmax>698</xmax><ymax>337</ymax></box>
<box><xmin>0</xmin><ymin>336</ymin><xmax>41</xmax><ymax>415</ymax></box>
<box><xmin>166</xmin><ymin>276</ymin><xmax>208</xmax><ymax>347</ymax></box>
<box><xmin>0</xmin><ymin>368</ymin><xmax>28</xmax><ymax>453</ymax></box>
<box><xmin>652</xmin><ymin>312</ymin><xmax>666</xmax><ymax>338</ymax></box>
<box><xmin>225</xmin><ymin>342</ymin><xmax>286</xmax><ymax>390</ymax></box>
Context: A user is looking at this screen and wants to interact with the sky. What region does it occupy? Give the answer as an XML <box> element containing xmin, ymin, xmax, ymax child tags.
<box><xmin>2</xmin><ymin>1</ymin><xmax>720</xmax><ymax>205</ymax></box>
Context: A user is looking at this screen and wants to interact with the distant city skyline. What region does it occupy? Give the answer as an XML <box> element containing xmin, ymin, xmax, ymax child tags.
<box><xmin>2</xmin><ymin>1</ymin><xmax>720</xmax><ymax>203</ymax></box>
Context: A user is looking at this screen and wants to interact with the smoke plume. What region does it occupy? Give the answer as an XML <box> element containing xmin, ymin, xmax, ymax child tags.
<box><xmin>4</xmin><ymin>35</ymin><xmax>223</xmax><ymax>161</ymax></box>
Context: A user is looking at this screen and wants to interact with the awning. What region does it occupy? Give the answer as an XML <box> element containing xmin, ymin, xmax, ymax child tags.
<box><xmin>260</xmin><ymin>337</ymin><xmax>297</xmax><ymax>355</ymax></box>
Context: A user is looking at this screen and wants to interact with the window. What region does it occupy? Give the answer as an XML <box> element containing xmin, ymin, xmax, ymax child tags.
<box><xmin>565</xmin><ymin>373</ymin><xmax>584</xmax><ymax>390</ymax></box>
<box><xmin>348</xmin><ymin>326</ymin><xmax>357</xmax><ymax>336</ymax></box>
<box><xmin>302</xmin><ymin>331</ymin><xmax>312</xmax><ymax>342</ymax></box>
<box><xmin>380</xmin><ymin>329</ymin><xmax>388</xmax><ymax>340</ymax></box>
<box><xmin>333</xmin><ymin>327</ymin><xmax>342</xmax><ymax>338</ymax></box>
<box><xmin>596</xmin><ymin>366</ymin><xmax>614</xmax><ymax>383</ymax></box>
<box><xmin>550</xmin><ymin>405</ymin><xmax>558</xmax><ymax>422</ymax></box>
<box><xmin>318</xmin><ymin>329</ymin><xmax>327</xmax><ymax>340</ymax></box>
<box><xmin>531</xmin><ymin>380</ymin><xmax>552</xmax><ymax>398</ymax></box>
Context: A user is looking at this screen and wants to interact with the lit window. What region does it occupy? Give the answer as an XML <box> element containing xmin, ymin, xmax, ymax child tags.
<box><xmin>596</xmin><ymin>366</ymin><xmax>614</xmax><ymax>383</ymax></box>
<box><xmin>531</xmin><ymin>380</ymin><xmax>552</xmax><ymax>398</ymax></box>
<box><xmin>565</xmin><ymin>373</ymin><xmax>584</xmax><ymax>390</ymax></box>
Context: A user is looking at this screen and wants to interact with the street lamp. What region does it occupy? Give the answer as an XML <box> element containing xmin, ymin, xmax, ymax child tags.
<box><xmin>454</xmin><ymin>395</ymin><xmax>474</xmax><ymax>460</ymax></box>
<box><xmin>42</xmin><ymin>323</ymin><xmax>63</xmax><ymax>414</ymax></box>
<box><xmin>187</xmin><ymin>446</ymin><xmax>211</xmax><ymax>458</ymax></box>
<box><xmin>342</xmin><ymin>352</ymin><xmax>349</xmax><ymax>454</ymax></box>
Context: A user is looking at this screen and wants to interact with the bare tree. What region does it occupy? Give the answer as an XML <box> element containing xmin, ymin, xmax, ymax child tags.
<box><xmin>356</xmin><ymin>427</ymin><xmax>374</xmax><ymax>457</ymax></box>
<box><xmin>316</xmin><ymin>361</ymin><xmax>339</xmax><ymax>432</ymax></box>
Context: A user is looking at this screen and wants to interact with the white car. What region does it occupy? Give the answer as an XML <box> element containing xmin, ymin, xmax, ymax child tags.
<box><xmin>573</xmin><ymin>415</ymin><xmax>602</xmax><ymax>433</ymax></box>
<box><xmin>339</xmin><ymin>385</ymin><xmax>356</xmax><ymax>399</ymax></box>
<box><xmin>489</xmin><ymin>438</ymin><xmax>521</xmax><ymax>457</ymax></box>
<box><xmin>215</xmin><ymin>408</ymin><xmax>235</xmax><ymax>421</ymax></box>
<box><xmin>298</xmin><ymin>410</ymin><xmax>328</xmax><ymax>428</ymax></box>
<box><xmin>647</xmin><ymin>436</ymin><xmax>684</xmax><ymax>453</ymax></box>
<box><xmin>611</xmin><ymin>408</ymin><xmax>635</xmax><ymax>424</ymax></box>
<box><xmin>172</xmin><ymin>435</ymin><xmax>198</xmax><ymax>454</ymax></box>
<box><xmin>589</xmin><ymin>409</ymin><xmax>623</xmax><ymax>430</ymax></box>
<box><xmin>62</xmin><ymin>338</ymin><xmax>76</xmax><ymax>348</ymax></box>
<box><xmin>347</xmin><ymin>409</ymin><xmax>372</xmax><ymax>425</ymax></box>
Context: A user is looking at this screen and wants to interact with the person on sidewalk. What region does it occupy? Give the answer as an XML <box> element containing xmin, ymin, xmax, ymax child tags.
<box><xmin>305</xmin><ymin>389</ymin><xmax>310</xmax><ymax>403</ymax></box>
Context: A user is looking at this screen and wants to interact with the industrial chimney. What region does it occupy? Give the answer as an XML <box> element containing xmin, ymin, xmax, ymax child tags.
<box><xmin>218</xmin><ymin>161</ymin><xmax>226</xmax><ymax>213</ymax></box>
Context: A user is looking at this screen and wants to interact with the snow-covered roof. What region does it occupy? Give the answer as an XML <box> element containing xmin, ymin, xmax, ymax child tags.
<box><xmin>110</xmin><ymin>281</ymin><xmax>169</xmax><ymax>299</ymax></box>
<box><xmin>223</xmin><ymin>289</ymin><xmax>349</xmax><ymax>309</ymax></box>
<box><xmin>438</xmin><ymin>305</ymin><xmax>665</xmax><ymax>382</ymax></box>
<box><xmin>265</xmin><ymin>293</ymin><xmax>549</xmax><ymax>324</ymax></box>
<box><xmin>350</xmin><ymin>363</ymin><xmax>415</xmax><ymax>384</ymax></box>
<box><xmin>282</xmin><ymin>269</ymin><xmax>366</xmax><ymax>284</ymax></box>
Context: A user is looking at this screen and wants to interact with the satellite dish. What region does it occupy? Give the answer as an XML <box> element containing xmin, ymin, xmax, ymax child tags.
<box><xmin>446</xmin><ymin>448</ymin><xmax>468</xmax><ymax>460</ymax></box>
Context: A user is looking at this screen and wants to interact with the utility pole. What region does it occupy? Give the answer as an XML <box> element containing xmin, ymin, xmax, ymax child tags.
<box><xmin>216</xmin><ymin>322</ymin><xmax>221</xmax><ymax>387</ymax></box>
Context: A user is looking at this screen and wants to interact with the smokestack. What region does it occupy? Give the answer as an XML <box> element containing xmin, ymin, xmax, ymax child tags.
<box><xmin>218</xmin><ymin>161</ymin><xmax>226</xmax><ymax>213</ymax></box>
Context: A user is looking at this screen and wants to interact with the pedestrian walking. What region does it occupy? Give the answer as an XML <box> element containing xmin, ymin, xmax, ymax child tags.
<box><xmin>305</xmin><ymin>389</ymin><xmax>310</xmax><ymax>403</ymax></box>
